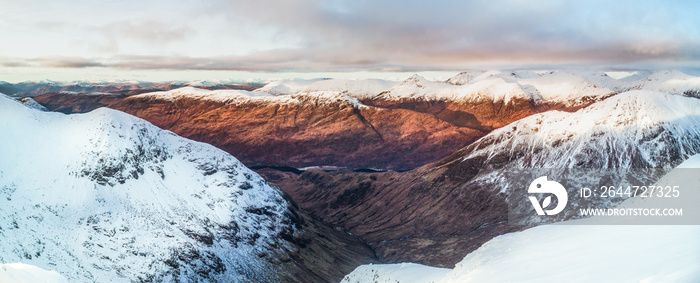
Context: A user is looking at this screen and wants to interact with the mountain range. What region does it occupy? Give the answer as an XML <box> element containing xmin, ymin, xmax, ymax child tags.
<box><xmin>5</xmin><ymin>69</ymin><xmax>700</xmax><ymax>281</ymax></box>
<box><xmin>31</xmin><ymin>70</ymin><xmax>700</xmax><ymax>171</ymax></box>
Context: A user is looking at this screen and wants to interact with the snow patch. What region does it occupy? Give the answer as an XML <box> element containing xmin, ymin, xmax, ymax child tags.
<box><xmin>341</xmin><ymin>263</ymin><xmax>449</xmax><ymax>283</ymax></box>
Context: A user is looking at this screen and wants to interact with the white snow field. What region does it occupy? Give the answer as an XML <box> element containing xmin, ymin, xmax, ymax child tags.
<box><xmin>0</xmin><ymin>263</ymin><xmax>68</xmax><ymax>283</ymax></box>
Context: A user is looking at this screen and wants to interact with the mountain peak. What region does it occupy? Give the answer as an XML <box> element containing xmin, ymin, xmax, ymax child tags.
<box><xmin>445</xmin><ymin>70</ymin><xmax>488</xmax><ymax>85</ymax></box>
<box><xmin>401</xmin><ymin>74</ymin><xmax>434</xmax><ymax>85</ymax></box>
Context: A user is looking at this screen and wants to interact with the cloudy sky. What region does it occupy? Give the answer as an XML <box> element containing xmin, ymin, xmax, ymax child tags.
<box><xmin>1</xmin><ymin>0</ymin><xmax>698</xmax><ymax>81</ymax></box>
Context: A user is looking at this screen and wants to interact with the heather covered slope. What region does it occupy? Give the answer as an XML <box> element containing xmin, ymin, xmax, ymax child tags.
<box><xmin>0</xmin><ymin>93</ymin><xmax>376</xmax><ymax>282</ymax></box>
<box><xmin>103</xmin><ymin>87</ymin><xmax>486</xmax><ymax>170</ymax></box>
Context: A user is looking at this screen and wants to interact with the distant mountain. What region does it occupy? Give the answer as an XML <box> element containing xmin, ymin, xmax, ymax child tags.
<box><xmin>0</xmin><ymin>93</ymin><xmax>376</xmax><ymax>282</ymax></box>
<box><xmin>256</xmin><ymin>78</ymin><xmax>397</xmax><ymax>99</ymax></box>
<box><xmin>0</xmin><ymin>81</ymin><xmax>260</xmax><ymax>98</ymax></box>
<box><xmin>363</xmin><ymin>71</ymin><xmax>616</xmax><ymax>132</ymax></box>
<box><xmin>444</xmin><ymin>70</ymin><xmax>489</xmax><ymax>85</ymax></box>
<box><xmin>625</xmin><ymin>70</ymin><xmax>700</xmax><ymax>97</ymax></box>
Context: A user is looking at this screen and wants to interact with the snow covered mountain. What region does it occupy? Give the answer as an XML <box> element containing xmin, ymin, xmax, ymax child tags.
<box><xmin>250</xmin><ymin>70</ymin><xmax>620</xmax><ymax>107</ymax></box>
<box><xmin>374</xmin><ymin>71</ymin><xmax>615</xmax><ymax>107</ymax></box>
<box><xmin>455</xmin><ymin>90</ymin><xmax>700</xmax><ymax>169</ymax></box>
<box><xmin>444</xmin><ymin>70</ymin><xmax>489</xmax><ymax>85</ymax></box>
<box><xmin>370</xmin><ymin>70</ymin><xmax>700</xmax><ymax>107</ymax></box>
<box><xmin>433</xmin><ymin>89</ymin><xmax>700</xmax><ymax>224</ymax></box>
<box><xmin>0</xmin><ymin>93</ymin><xmax>375</xmax><ymax>282</ymax></box>
<box><xmin>341</xmin><ymin>155</ymin><xmax>700</xmax><ymax>283</ymax></box>
<box><xmin>626</xmin><ymin>70</ymin><xmax>700</xmax><ymax>97</ymax></box>
<box><xmin>255</xmin><ymin>78</ymin><xmax>398</xmax><ymax>99</ymax></box>
<box><xmin>132</xmin><ymin>86</ymin><xmax>368</xmax><ymax>107</ymax></box>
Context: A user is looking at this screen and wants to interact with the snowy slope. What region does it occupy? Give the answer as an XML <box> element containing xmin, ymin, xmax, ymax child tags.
<box><xmin>442</xmin><ymin>222</ymin><xmax>699</xmax><ymax>282</ymax></box>
<box><xmin>446</xmin><ymin>90</ymin><xmax>700</xmax><ymax>222</ymax></box>
<box><xmin>459</xmin><ymin>90</ymin><xmax>700</xmax><ymax>169</ymax></box>
<box><xmin>256</xmin><ymin>78</ymin><xmax>397</xmax><ymax>98</ymax></box>
<box><xmin>121</xmin><ymin>70</ymin><xmax>700</xmax><ymax>110</ymax></box>
<box><xmin>375</xmin><ymin>74</ymin><xmax>456</xmax><ymax>100</ymax></box>
<box><xmin>628</xmin><ymin>70</ymin><xmax>700</xmax><ymax>96</ymax></box>
<box><xmin>255</xmin><ymin>78</ymin><xmax>327</xmax><ymax>95</ymax></box>
<box><xmin>444</xmin><ymin>70</ymin><xmax>489</xmax><ymax>85</ymax></box>
<box><xmin>132</xmin><ymin>86</ymin><xmax>275</xmax><ymax>102</ymax></box>
<box><xmin>0</xmin><ymin>263</ymin><xmax>68</xmax><ymax>283</ymax></box>
<box><xmin>441</xmin><ymin>156</ymin><xmax>700</xmax><ymax>282</ymax></box>
<box><xmin>347</xmin><ymin>70</ymin><xmax>700</xmax><ymax>107</ymax></box>
<box><xmin>517</xmin><ymin>71</ymin><xmax>616</xmax><ymax>106</ymax></box>
<box><xmin>133</xmin><ymin>86</ymin><xmax>369</xmax><ymax>108</ymax></box>
<box><xmin>377</xmin><ymin>71</ymin><xmax>617</xmax><ymax>106</ymax></box>
<box><xmin>0</xmin><ymin>93</ymin><xmax>307</xmax><ymax>282</ymax></box>
<box><xmin>341</xmin><ymin>263</ymin><xmax>449</xmax><ymax>283</ymax></box>
<box><xmin>342</xmin><ymin>156</ymin><xmax>700</xmax><ymax>282</ymax></box>
<box><xmin>376</xmin><ymin>74</ymin><xmax>538</xmax><ymax>104</ymax></box>
<box><xmin>344</xmin><ymin>224</ymin><xmax>700</xmax><ymax>283</ymax></box>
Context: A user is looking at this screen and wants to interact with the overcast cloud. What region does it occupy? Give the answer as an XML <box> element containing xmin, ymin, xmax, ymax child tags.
<box><xmin>0</xmin><ymin>0</ymin><xmax>698</xmax><ymax>73</ymax></box>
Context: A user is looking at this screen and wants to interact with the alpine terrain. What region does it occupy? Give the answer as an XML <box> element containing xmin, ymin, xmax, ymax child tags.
<box><xmin>0</xmin><ymin>93</ymin><xmax>376</xmax><ymax>282</ymax></box>
<box><xmin>279</xmin><ymin>88</ymin><xmax>700</xmax><ymax>266</ymax></box>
